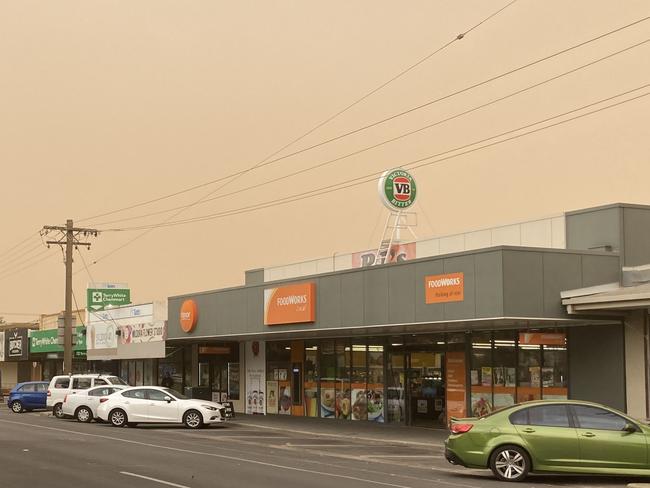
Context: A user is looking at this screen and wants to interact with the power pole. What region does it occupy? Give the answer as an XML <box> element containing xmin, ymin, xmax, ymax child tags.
<box><xmin>42</xmin><ymin>220</ymin><xmax>98</xmax><ymax>374</ymax></box>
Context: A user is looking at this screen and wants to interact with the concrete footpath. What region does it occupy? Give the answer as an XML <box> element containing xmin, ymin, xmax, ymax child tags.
<box><xmin>231</xmin><ymin>412</ymin><xmax>449</xmax><ymax>447</ymax></box>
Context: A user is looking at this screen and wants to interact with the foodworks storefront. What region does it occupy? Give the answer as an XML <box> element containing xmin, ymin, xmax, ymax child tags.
<box><xmin>167</xmin><ymin>245</ymin><xmax>626</xmax><ymax>426</ymax></box>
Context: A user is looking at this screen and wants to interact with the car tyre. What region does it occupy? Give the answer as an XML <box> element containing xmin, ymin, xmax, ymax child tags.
<box><xmin>53</xmin><ymin>403</ymin><xmax>64</xmax><ymax>419</ymax></box>
<box><xmin>11</xmin><ymin>401</ymin><xmax>23</xmax><ymax>413</ymax></box>
<box><xmin>489</xmin><ymin>445</ymin><xmax>531</xmax><ymax>482</ymax></box>
<box><xmin>109</xmin><ymin>409</ymin><xmax>128</xmax><ymax>427</ymax></box>
<box><xmin>76</xmin><ymin>406</ymin><xmax>92</xmax><ymax>423</ymax></box>
<box><xmin>183</xmin><ymin>409</ymin><xmax>203</xmax><ymax>429</ymax></box>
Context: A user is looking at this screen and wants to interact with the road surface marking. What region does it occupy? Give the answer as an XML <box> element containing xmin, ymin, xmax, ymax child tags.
<box><xmin>120</xmin><ymin>472</ymin><xmax>189</xmax><ymax>488</ymax></box>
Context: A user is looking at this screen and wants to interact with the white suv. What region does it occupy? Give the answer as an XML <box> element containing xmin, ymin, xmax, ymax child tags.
<box><xmin>47</xmin><ymin>374</ymin><xmax>128</xmax><ymax>418</ymax></box>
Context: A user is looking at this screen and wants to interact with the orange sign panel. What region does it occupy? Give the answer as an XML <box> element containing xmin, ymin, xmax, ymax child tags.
<box><xmin>264</xmin><ymin>283</ymin><xmax>316</xmax><ymax>326</ymax></box>
<box><xmin>446</xmin><ymin>351</ymin><xmax>467</xmax><ymax>421</ymax></box>
<box><xmin>425</xmin><ymin>272</ymin><xmax>464</xmax><ymax>304</ymax></box>
<box><xmin>179</xmin><ymin>299</ymin><xmax>198</xmax><ymax>333</ymax></box>
<box><xmin>518</xmin><ymin>332</ymin><xmax>566</xmax><ymax>346</ymax></box>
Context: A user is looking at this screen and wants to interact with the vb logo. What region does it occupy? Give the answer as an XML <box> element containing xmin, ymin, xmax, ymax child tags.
<box><xmin>393</xmin><ymin>177</ymin><xmax>411</xmax><ymax>201</ymax></box>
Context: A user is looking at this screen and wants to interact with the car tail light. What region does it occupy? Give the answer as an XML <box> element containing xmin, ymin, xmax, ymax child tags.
<box><xmin>47</xmin><ymin>390</ymin><xmax>51</xmax><ymax>397</ymax></box>
<box><xmin>450</xmin><ymin>423</ymin><xmax>474</xmax><ymax>434</ymax></box>
<box><xmin>99</xmin><ymin>398</ymin><xmax>109</xmax><ymax>403</ymax></box>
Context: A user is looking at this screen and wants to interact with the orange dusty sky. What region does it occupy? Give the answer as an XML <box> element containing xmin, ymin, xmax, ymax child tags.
<box><xmin>1</xmin><ymin>1</ymin><xmax>649</xmax><ymax>322</ymax></box>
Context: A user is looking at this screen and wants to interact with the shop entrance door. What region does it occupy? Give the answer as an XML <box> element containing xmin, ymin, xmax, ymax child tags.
<box><xmin>407</xmin><ymin>351</ymin><xmax>445</xmax><ymax>427</ymax></box>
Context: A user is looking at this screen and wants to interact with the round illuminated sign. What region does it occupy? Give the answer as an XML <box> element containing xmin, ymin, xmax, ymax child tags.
<box><xmin>179</xmin><ymin>299</ymin><xmax>198</xmax><ymax>333</ymax></box>
<box><xmin>378</xmin><ymin>169</ymin><xmax>417</xmax><ymax>210</ymax></box>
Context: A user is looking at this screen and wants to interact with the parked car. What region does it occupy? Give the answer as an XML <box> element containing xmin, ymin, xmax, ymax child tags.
<box><xmin>446</xmin><ymin>399</ymin><xmax>650</xmax><ymax>482</ymax></box>
<box><xmin>7</xmin><ymin>381</ymin><xmax>49</xmax><ymax>413</ymax></box>
<box><xmin>47</xmin><ymin>374</ymin><xmax>128</xmax><ymax>419</ymax></box>
<box><xmin>61</xmin><ymin>384</ymin><xmax>127</xmax><ymax>422</ymax></box>
<box><xmin>96</xmin><ymin>386</ymin><xmax>228</xmax><ymax>429</ymax></box>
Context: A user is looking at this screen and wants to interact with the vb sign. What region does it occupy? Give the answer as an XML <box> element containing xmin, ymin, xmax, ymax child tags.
<box><xmin>378</xmin><ymin>169</ymin><xmax>417</xmax><ymax>210</ymax></box>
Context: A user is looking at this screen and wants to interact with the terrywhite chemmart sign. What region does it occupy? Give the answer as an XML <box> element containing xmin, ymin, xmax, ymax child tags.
<box><xmin>87</xmin><ymin>282</ymin><xmax>131</xmax><ymax>311</ymax></box>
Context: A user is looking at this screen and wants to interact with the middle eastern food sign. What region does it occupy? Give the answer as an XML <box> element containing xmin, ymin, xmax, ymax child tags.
<box><xmin>5</xmin><ymin>328</ymin><xmax>29</xmax><ymax>361</ymax></box>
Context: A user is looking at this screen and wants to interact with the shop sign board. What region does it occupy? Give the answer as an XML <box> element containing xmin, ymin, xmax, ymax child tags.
<box><xmin>425</xmin><ymin>272</ymin><xmax>464</xmax><ymax>304</ymax></box>
<box><xmin>378</xmin><ymin>169</ymin><xmax>417</xmax><ymax>210</ymax></box>
<box><xmin>5</xmin><ymin>328</ymin><xmax>29</xmax><ymax>361</ymax></box>
<box><xmin>352</xmin><ymin>242</ymin><xmax>416</xmax><ymax>267</ymax></box>
<box><xmin>518</xmin><ymin>332</ymin><xmax>566</xmax><ymax>346</ymax></box>
<box><xmin>264</xmin><ymin>283</ymin><xmax>316</xmax><ymax>326</ymax></box>
<box><xmin>30</xmin><ymin>327</ymin><xmax>87</xmax><ymax>354</ymax></box>
<box><xmin>86</xmin><ymin>322</ymin><xmax>118</xmax><ymax>350</ymax></box>
<box><xmin>180</xmin><ymin>299</ymin><xmax>198</xmax><ymax>333</ymax></box>
<box><xmin>87</xmin><ymin>287</ymin><xmax>131</xmax><ymax>311</ymax></box>
<box><xmin>119</xmin><ymin>321</ymin><xmax>166</xmax><ymax>344</ymax></box>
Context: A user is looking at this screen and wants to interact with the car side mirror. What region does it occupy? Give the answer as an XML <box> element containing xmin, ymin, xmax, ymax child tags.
<box><xmin>623</xmin><ymin>422</ymin><xmax>638</xmax><ymax>433</ymax></box>
<box><xmin>164</xmin><ymin>396</ymin><xmax>172</xmax><ymax>403</ymax></box>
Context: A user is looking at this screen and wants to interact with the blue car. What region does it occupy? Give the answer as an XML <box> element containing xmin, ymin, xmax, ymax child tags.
<box><xmin>7</xmin><ymin>381</ymin><xmax>49</xmax><ymax>413</ymax></box>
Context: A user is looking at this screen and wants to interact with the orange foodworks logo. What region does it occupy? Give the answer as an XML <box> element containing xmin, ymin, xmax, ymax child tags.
<box><xmin>264</xmin><ymin>283</ymin><xmax>316</xmax><ymax>326</ymax></box>
<box><xmin>425</xmin><ymin>272</ymin><xmax>464</xmax><ymax>304</ymax></box>
<box><xmin>179</xmin><ymin>299</ymin><xmax>198</xmax><ymax>333</ymax></box>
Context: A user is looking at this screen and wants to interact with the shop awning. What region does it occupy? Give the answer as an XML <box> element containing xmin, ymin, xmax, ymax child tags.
<box><xmin>562</xmin><ymin>282</ymin><xmax>650</xmax><ymax>313</ymax></box>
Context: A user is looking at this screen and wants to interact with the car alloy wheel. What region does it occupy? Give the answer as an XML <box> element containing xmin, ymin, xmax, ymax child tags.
<box><xmin>184</xmin><ymin>410</ymin><xmax>203</xmax><ymax>429</ymax></box>
<box><xmin>110</xmin><ymin>409</ymin><xmax>127</xmax><ymax>427</ymax></box>
<box><xmin>490</xmin><ymin>445</ymin><xmax>530</xmax><ymax>482</ymax></box>
<box><xmin>53</xmin><ymin>403</ymin><xmax>64</xmax><ymax>419</ymax></box>
<box><xmin>11</xmin><ymin>401</ymin><xmax>23</xmax><ymax>413</ymax></box>
<box><xmin>76</xmin><ymin>406</ymin><xmax>92</xmax><ymax>423</ymax></box>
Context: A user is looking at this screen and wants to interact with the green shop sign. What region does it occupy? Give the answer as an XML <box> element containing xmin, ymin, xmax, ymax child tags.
<box><xmin>87</xmin><ymin>288</ymin><xmax>131</xmax><ymax>311</ymax></box>
<box><xmin>30</xmin><ymin>327</ymin><xmax>87</xmax><ymax>354</ymax></box>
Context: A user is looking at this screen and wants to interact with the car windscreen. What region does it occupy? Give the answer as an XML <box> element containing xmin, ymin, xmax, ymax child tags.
<box><xmin>107</xmin><ymin>376</ymin><xmax>129</xmax><ymax>385</ymax></box>
<box><xmin>162</xmin><ymin>388</ymin><xmax>189</xmax><ymax>400</ymax></box>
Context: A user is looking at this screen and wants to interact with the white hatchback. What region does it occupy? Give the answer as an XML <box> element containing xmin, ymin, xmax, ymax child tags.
<box><xmin>96</xmin><ymin>386</ymin><xmax>228</xmax><ymax>429</ymax></box>
<box><xmin>61</xmin><ymin>385</ymin><xmax>127</xmax><ymax>422</ymax></box>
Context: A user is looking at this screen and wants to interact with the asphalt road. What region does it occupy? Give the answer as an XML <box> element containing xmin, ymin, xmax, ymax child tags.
<box><xmin>0</xmin><ymin>408</ymin><xmax>644</xmax><ymax>488</ymax></box>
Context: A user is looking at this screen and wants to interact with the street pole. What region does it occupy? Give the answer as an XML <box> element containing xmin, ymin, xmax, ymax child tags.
<box><xmin>43</xmin><ymin>221</ymin><xmax>98</xmax><ymax>374</ymax></box>
<box><xmin>64</xmin><ymin>219</ymin><xmax>73</xmax><ymax>374</ymax></box>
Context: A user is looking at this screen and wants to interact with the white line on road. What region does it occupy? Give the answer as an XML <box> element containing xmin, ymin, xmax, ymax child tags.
<box><xmin>120</xmin><ymin>472</ymin><xmax>190</xmax><ymax>488</ymax></box>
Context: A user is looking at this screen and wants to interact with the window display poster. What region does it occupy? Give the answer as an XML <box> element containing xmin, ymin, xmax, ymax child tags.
<box><xmin>228</xmin><ymin>363</ymin><xmax>240</xmax><ymax>401</ymax></box>
<box><xmin>481</xmin><ymin>367</ymin><xmax>492</xmax><ymax>386</ymax></box>
<box><xmin>471</xmin><ymin>392</ymin><xmax>493</xmax><ymax>417</ymax></box>
<box><xmin>493</xmin><ymin>393</ymin><xmax>515</xmax><ymax>409</ymax></box>
<box><xmin>320</xmin><ymin>387</ymin><xmax>335</xmax><ymax>417</ymax></box>
<box><xmin>266</xmin><ymin>381</ymin><xmax>278</xmax><ymax>414</ymax></box>
<box><xmin>505</xmin><ymin>368</ymin><xmax>516</xmax><ymax>387</ymax></box>
<box><xmin>279</xmin><ymin>383</ymin><xmax>291</xmax><ymax>415</ymax></box>
<box><xmin>245</xmin><ymin>340</ymin><xmax>266</xmax><ymax>414</ymax></box>
<box><xmin>351</xmin><ymin>388</ymin><xmax>368</xmax><ymax>421</ymax></box>
<box><xmin>493</xmin><ymin>367</ymin><xmax>505</xmax><ymax>386</ymax></box>
<box><xmin>470</xmin><ymin>369</ymin><xmax>479</xmax><ymax>386</ymax></box>
<box><xmin>446</xmin><ymin>352</ymin><xmax>467</xmax><ymax>420</ymax></box>
<box><xmin>417</xmin><ymin>399</ymin><xmax>428</xmax><ymax>414</ymax></box>
<box><xmin>529</xmin><ymin>367</ymin><xmax>541</xmax><ymax>388</ymax></box>
<box><xmin>542</xmin><ymin>367</ymin><xmax>554</xmax><ymax>387</ymax></box>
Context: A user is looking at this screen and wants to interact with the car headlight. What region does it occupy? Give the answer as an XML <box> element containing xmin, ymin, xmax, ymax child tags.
<box><xmin>201</xmin><ymin>405</ymin><xmax>218</xmax><ymax>411</ymax></box>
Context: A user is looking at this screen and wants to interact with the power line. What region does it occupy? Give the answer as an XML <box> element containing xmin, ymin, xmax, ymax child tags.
<box><xmin>92</xmin><ymin>39</ymin><xmax>650</xmax><ymax>228</ymax></box>
<box><xmin>79</xmin><ymin>14</ymin><xmax>649</xmax><ymax>226</ymax></box>
<box><xmin>0</xmin><ymin>231</ymin><xmax>41</xmax><ymax>261</ymax></box>
<box><xmin>0</xmin><ymin>252</ymin><xmax>58</xmax><ymax>282</ymax></box>
<box><xmin>78</xmin><ymin>0</ymin><xmax>521</xmax><ymax>225</ymax></box>
<box><xmin>100</xmin><ymin>84</ymin><xmax>650</xmax><ymax>232</ymax></box>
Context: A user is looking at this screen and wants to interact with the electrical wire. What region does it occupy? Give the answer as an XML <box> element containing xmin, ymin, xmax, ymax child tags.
<box><xmin>0</xmin><ymin>240</ymin><xmax>47</xmax><ymax>267</ymax></box>
<box><xmin>77</xmin><ymin>0</ymin><xmax>520</xmax><ymax>225</ymax></box>
<box><xmin>0</xmin><ymin>231</ymin><xmax>42</xmax><ymax>260</ymax></box>
<box><xmin>91</xmin><ymin>39</ymin><xmax>650</xmax><ymax>228</ymax></box>
<box><xmin>78</xmin><ymin>14</ymin><xmax>649</xmax><ymax>226</ymax></box>
<box><xmin>99</xmin><ymin>84</ymin><xmax>650</xmax><ymax>232</ymax></box>
<box><xmin>0</xmin><ymin>252</ymin><xmax>59</xmax><ymax>282</ymax></box>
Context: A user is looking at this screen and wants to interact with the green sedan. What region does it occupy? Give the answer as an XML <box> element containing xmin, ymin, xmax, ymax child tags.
<box><xmin>445</xmin><ymin>400</ymin><xmax>649</xmax><ymax>482</ymax></box>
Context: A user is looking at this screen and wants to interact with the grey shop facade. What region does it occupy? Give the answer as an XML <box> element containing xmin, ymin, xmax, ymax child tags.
<box><xmin>166</xmin><ymin>205</ymin><xmax>650</xmax><ymax>426</ymax></box>
<box><xmin>167</xmin><ymin>247</ymin><xmax>644</xmax><ymax>425</ymax></box>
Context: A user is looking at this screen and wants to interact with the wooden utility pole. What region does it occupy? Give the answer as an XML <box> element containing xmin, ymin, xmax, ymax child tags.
<box><xmin>42</xmin><ymin>220</ymin><xmax>98</xmax><ymax>374</ymax></box>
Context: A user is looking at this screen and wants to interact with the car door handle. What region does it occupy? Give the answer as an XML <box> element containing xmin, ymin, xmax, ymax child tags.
<box><xmin>522</xmin><ymin>428</ymin><xmax>535</xmax><ymax>433</ymax></box>
<box><xmin>581</xmin><ymin>432</ymin><xmax>596</xmax><ymax>438</ymax></box>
